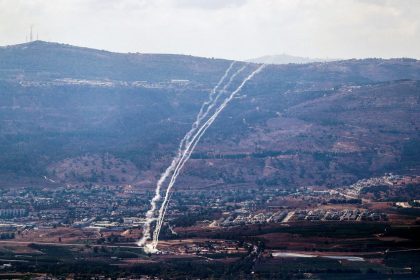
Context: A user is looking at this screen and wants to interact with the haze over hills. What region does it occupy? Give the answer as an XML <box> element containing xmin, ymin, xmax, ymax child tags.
<box><xmin>247</xmin><ymin>54</ymin><xmax>337</xmax><ymax>64</ymax></box>
<box><xmin>0</xmin><ymin>41</ymin><xmax>419</xmax><ymax>189</ymax></box>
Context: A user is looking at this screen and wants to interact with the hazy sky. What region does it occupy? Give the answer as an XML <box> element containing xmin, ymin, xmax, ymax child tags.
<box><xmin>1</xmin><ymin>0</ymin><xmax>419</xmax><ymax>60</ymax></box>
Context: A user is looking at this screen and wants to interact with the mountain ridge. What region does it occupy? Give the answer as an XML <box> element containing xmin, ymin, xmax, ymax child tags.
<box><xmin>2</xmin><ymin>40</ymin><xmax>419</xmax><ymax>66</ymax></box>
<box><xmin>0</xmin><ymin>41</ymin><xmax>419</xmax><ymax>189</ymax></box>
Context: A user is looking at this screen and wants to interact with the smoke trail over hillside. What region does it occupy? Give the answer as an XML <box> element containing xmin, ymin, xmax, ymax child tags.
<box><xmin>139</xmin><ymin>63</ymin><xmax>265</xmax><ymax>252</ymax></box>
<box><xmin>137</xmin><ymin>61</ymin><xmax>237</xmax><ymax>247</ymax></box>
<box><xmin>151</xmin><ymin>65</ymin><xmax>247</xmax><ymax>243</ymax></box>
<box><xmin>151</xmin><ymin>64</ymin><xmax>265</xmax><ymax>249</ymax></box>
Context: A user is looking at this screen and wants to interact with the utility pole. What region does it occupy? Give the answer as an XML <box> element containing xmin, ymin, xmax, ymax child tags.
<box><xmin>30</xmin><ymin>25</ymin><xmax>34</xmax><ymax>42</ymax></box>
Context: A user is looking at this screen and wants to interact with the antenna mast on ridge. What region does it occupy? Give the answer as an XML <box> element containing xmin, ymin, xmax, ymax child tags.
<box><xmin>30</xmin><ymin>25</ymin><xmax>34</xmax><ymax>42</ymax></box>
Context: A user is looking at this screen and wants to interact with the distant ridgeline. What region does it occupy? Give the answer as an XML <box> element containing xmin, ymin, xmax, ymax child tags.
<box><xmin>247</xmin><ymin>54</ymin><xmax>338</xmax><ymax>64</ymax></box>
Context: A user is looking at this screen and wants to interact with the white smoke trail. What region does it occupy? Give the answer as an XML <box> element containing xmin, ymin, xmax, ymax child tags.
<box><xmin>177</xmin><ymin>63</ymin><xmax>243</xmax><ymax>160</ymax></box>
<box><xmin>151</xmin><ymin>65</ymin><xmax>247</xmax><ymax>241</ymax></box>
<box><xmin>195</xmin><ymin>62</ymin><xmax>236</xmax><ymax>125</ymax></box>
<box><xmin>151</xmin><ymin>64</ymin><xmax>266</xmax><ymax>249</ymax></box>
<box><xmin>192</xmin><ymin>64</ymin><xmax>247</xmax><ymax>139</ymax></box>
<box><xmin>137</xmin><ymin>61</ymin><xmax>236</xmax><ymax>247</ymax></box>
<box><xmin>152</xmin><ymin>64</ymin><xmax>265</xmax><ymax>247</ymax></box>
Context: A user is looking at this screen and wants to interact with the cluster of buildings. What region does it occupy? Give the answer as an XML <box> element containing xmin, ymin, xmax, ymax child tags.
<box><xmin>292</xmin><ymin>209</ymin><xmax>387</xmax><ymax>222</ymax></box>
<box><xmin>0</xmin><ymin>184</ymin><xmax>153</xmax><ymax>234</ymax></box>
<box><xmin>176</xmin><ymin>240</ymin><xmax>246</xmax><ymax>255</ymax></box>
<box><xmin>0</xmin><ymin>208</ymin><xmax>26</xmax><ymax>218</ymax></box>
<box><xmin>0</xmin><ymin>174</ymin><xmax>410</xmax><ymax>241</ymax></box>
<box><xmin>19</xmin><ymin>78</ymin><xmax>192</xmax><ymax>89</ymax></box>
<box><xmin>212</xmin><ymin>208</ymin><xmax>388</xmax><ymax>227</ymax></box>
<box><xmin>213</xmin><ymin>210</ymin><xmax>288</xmax><ymax>227</ymax></box>
<box><xmin>340</xmin><ymin>173</ymin><xmax>419</xmax><ymax>197</ymax></box>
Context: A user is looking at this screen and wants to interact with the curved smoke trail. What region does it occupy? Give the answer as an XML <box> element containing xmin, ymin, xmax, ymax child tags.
<box><xmin>151</xmin><ymin>65</ymin><xmax>247</xmax><ymax>243</ymax></box>
<box><xmin>138</xmin><ymin>61</ymin><xmax>237</xmax><ymax>247</ymax></box>
<box><xmin>151</xmin><ymin>64</ymin><xmax>266</xmax><ymax>249</ymax></box>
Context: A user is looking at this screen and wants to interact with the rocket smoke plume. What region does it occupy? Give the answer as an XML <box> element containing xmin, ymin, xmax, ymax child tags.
<box><xmin>151</xmin><ymin>64</ymin><xmax>247</xmax><ymax>244</ymax></box>
<box><xmin>138</xmin><ymin>63</ymin><xmax>265</xmax><ymax>252</ymax></box>
<box><xmin>137</xmin><ymin>61</ymin><xmax>236</xmax><ymax>247</ymax></box>
<box><xmin>151</xmin><ymin>64</ymin><xmax>265</xmax><ymax>247</ymax></box>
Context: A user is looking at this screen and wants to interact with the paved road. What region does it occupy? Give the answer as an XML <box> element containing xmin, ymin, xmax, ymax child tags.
<box><xmin>0</xmin><ymin>240</ymin><xmax>142</xmax><ymax>249</ymax></box>
<box><xmin>0</xmin><ymin>240</ymin><xmax>418</xmax><ymax>255</ymax></box>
